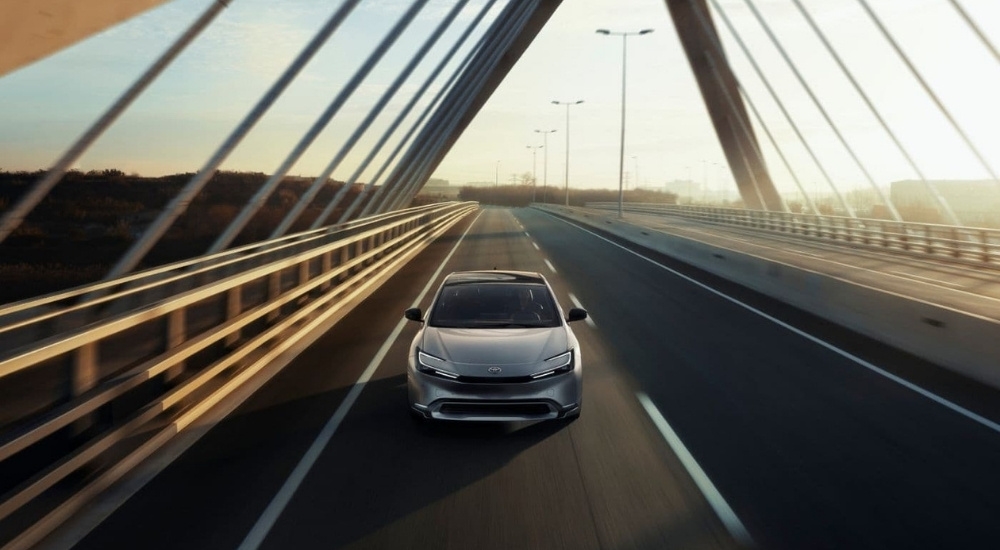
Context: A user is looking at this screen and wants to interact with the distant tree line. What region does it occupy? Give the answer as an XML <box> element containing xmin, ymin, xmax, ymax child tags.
<box><xmin>0</xmin><ymin>169</ymin><xmax>380</xmax><ymax>303</ymax></box>
<box><xmin>459</xmin><ymin>184</ymin><xmax>678</xmax><ymax>208</ymax></box>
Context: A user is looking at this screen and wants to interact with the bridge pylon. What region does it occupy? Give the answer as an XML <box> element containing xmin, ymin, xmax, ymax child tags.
<box><xmin>665</xmin><ymin>0</ymin><xmax>782</xmax><ymax>211</ymax></box>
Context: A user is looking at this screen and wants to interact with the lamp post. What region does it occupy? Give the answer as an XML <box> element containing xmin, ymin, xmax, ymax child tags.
<box><xmin>535</xmin><ymin>129</ymin><xmax>557</xmax><ymax>204</ymax></box>
<box><xmin>494</xmin><ymin>160</ymin><xmax>500</xmax><ymax>204</ymax></box>
<box><xmin>631</xmin><ymin>155</ymin><xmax>639</xmax><ymax>191</ymax></box>
<box><xmin>551</xmin><ymin>100</ymin><xmax>584</xmax><ymax>206</ymax></box>
<box><xmin>702</xmin><ymin>159</ymin><xmax>708</xmax><ymax>203</ymax></box>
<box><xmin>685</xmin><ymin>165</ymin><xmax>692</xmax><ymax>204</ymax></box>
<box><xmin>527</xmin><ymin>145</ymin><xmax>543</xmax><ymax>203</ymax></box>
<box><xmin>596</xmin><ymin>28</ymin><xmax>653</xmax><ymax>218</ymax></box>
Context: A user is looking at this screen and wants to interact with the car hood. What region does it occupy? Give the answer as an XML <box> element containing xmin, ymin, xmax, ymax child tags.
<box><xmin>421</xmin><ymin>326</ymin><xmax>569</xmax><ymax>375</ymax></box>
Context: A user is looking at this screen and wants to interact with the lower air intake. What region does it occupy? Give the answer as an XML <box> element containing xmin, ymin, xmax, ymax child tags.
<box><xmin>438</xmin><ymin>403</ymin><xmax>553</xmax><ymax>416</ymax></box>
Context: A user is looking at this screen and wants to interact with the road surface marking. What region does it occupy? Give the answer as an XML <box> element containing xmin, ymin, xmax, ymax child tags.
<box><xmin>524</xmin><ymin>231</ymin><xmax>530</xmax><ymax>237</ymax></box>
<box><xmin>550</xmin><ymin>214</ymin><xmax>1000</xmax><ymax>436</ymax></box>
<box><xmin>568</xmin><ymin>293</ymin><xmax>596</xmax><ymax>328</ymax></box>
<box><xmin>532</xmin><ymin>241</ymin><xmax>540</xmax><ymax>251</ymax></box>
<box><xmin>238</xmin><ymin>211</ymin><xmax>485</xmax><ymax>550</ymax></box>
<box><xmin>889</xmin><ymin>270</ymin><xmax>964</xmax><ymax>289</ymax></box>
<box><xmin>544</xmin><ymin>259</ymin><xmax>557</xmax><ymax>273</ymax></box>
<box><xmin>637</xmin><ymin>392</ymin><xmax>754</xmax><ymax>547</ymax></box>
<box><xmin>796</xmin><ymin>250</ymin><xmax>825</xmax><ymax>259</ymax></box>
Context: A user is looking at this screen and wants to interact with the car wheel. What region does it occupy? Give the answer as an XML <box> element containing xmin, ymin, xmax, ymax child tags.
<box><xmin>410</xmin><ymin>408</ymin><xmax>429</xmax><ymax>424</ymax></box>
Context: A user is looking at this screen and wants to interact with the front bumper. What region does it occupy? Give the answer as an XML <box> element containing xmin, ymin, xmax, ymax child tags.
<box><xmin>408</xmin><ymin>369</ymin><xmax>581</xmax><ymax>422</ymax></box>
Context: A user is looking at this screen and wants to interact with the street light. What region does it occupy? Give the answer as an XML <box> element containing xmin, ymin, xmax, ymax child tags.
<box><xmin>551</xmin><ymin>100</ymin><xmax>584</xmax><ymax>206</ymax></box>
<box><xmin>596</xmin><ymin>27</ymin><xmax>653</xmax><ymax>218</ymax></box>
<box><xmin>527</xmin><ymin>145</ymin><xmax>544</xmax><ymax>203</ymax></box>
<box><xmin>631</xmin><ymin>155</ymin><xmax>639</xmax><ymax>191</ymax></box>
<box><xmin>685</xmin><ymin>165</ymin><xmax>692</xmax><ymax>204</ymax></box>
<box><xmin>535</xmin><ymin>129</ymin><xmax>557</xmax><ymax>204</ymax></box>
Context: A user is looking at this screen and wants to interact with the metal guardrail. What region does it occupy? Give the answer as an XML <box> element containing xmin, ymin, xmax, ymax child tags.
<box><xmin>0</xmin><ymin>201</ymin><xmax>477</xmax><ymax>548</ymax></box>
<box><xmin>587</xmin><ymin>202</ymin><xmax>1000</xmax><ymax>267</ymax></box>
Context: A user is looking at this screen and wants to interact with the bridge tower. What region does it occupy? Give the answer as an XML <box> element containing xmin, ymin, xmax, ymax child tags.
<box><xmin>664</xmin><ymin>0</ymin><xmax>782</xmax><ymax>211</ymax></box>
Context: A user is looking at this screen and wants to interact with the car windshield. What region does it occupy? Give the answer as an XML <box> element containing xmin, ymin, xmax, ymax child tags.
<box><xmin>428</xmin><ymin>282</ymin><xmax>561</xmax><ymax>328</ymax></box>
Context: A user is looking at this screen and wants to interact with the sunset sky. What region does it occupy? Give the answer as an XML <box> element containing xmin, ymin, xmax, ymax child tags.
<box><xmin>0</xmin><ymin>0</ymin><xmax>998</xmax><ymax>202</ymax></box>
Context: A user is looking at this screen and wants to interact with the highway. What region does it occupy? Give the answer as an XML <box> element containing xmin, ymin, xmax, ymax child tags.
<box><xmin>51</xmin><ymin>206</ymin><xmax>1000</xmax><ymax>550</ymax></box>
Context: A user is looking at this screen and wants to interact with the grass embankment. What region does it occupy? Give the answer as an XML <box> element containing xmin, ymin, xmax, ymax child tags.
<box><xmin>0</xmin><ymin>169</ymin><xmax>374</xmax><ymax>304</ymax></box>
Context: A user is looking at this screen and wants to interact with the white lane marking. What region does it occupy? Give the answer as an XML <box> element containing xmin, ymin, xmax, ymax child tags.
<box><xmin>524</xmin><ymin>231</ymin><xmax>530</xmax><ymax>237</ymax></box>
<box><xmin>637</xmin><ymin>392</ymin><xmax>754</xmax><ymax>547</ymax></box>
<box><xmin>550</xmin><ymin>214</ymin><xmax>1000</xmax><ymax>436</ymax></box>
<box><xmin>889</xmin><ymin>270</ymin><xmax>965</xmax><ymax>289</ymax></box>
<box><xmin>544</xmin><ymin>259</ymin><xmax>557</xmax><ymax>273</ymax></box>
<box><xmin>238</xmin><ymin>211</ymin><xmax>485</xmax><ymax>550</ymax></box>
<box><xmin>532</xmin><ymin>241</ymin><xmax>540</xmax><ymax>251</ymax></box>
<box><xmin>568</xmin><ymin>292</ymin><xmax>597</xmax><ymax>328</ymax></box>
<box><xmin>796</xmin><ymin>250</ymin><xmax>825</xmax><ymax>259</ymax></box>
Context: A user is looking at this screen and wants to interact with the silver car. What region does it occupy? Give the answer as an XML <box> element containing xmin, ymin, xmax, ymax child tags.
<box><xmin>404</xmin><ymin>270</ymin><xmax>587</xmax><ymax>422</ymax></box>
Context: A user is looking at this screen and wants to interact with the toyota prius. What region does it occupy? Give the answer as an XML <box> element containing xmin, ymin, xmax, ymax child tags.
<box><xmin>404</xmin><ymin>270</ymin><xmax>587</xmax><ymax>422</ymax></box>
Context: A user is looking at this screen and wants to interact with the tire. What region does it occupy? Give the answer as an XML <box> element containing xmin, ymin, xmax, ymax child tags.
<box><xmin>410</xmin><ymin>408</ymin><xmax>429</xmax><ymax>424</ymax></box>
<box><xmin>562</xmin><ymin>406</ymin><xmax>581</xmax><ymax>423</ymax></box>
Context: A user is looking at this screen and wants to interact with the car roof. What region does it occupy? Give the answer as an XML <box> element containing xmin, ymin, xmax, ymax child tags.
<box><xmin>442</xmin><ymin>270</ymin><xmax>547</xmax><ymax>285</ymax></box>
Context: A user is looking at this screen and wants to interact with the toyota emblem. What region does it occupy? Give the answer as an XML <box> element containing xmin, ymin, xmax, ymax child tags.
<box><xmin>488</xmin><ymin>366</ymin><xmax>502</xmax><ymax>375</ymax></box>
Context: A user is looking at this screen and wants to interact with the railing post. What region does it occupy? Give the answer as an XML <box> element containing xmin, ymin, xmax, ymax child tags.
<box><xmin>267</xmin><ymin>272</ymin><xmax>281</xmax><ymax>323</ymax></box>
<box><xmin>320</xmin><ymin>251</ymin><xmax>332</xmax><ymax>291</ymax></box>
<box><xmin>339</xmin><ymin>245</ymin><xmax>351</xmax><ymax>282</ymax></box>
<box><xmin>299</xmin><ymin>260</ymin><xmax>310</xmax><ymax>287</ymax></box>
<box><xmin>166</xmin><ymin>308</ymin><xmax>186</xmax><ymax>381</ymax></box>
<box><xmin>69</xmin><ymin>342</ymin><xmax>100</xmax><ymax>434</ymax></box>
<box><xmin>982</xmin><ymin>230</ymin><xmax>991</xmax><ymax>263</ymax></box>
<box><xmin>225</xmin><ymin>287</ymin><xmax>241</xmax><ymax>348</ymax></box>
<box><xmin>71</xmin><ymin>343</ymin><xmax>99</xmax><ymax>397</ymax></box>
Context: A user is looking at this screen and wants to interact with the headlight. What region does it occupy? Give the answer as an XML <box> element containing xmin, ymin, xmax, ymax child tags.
<box><xmin>530</xmin><ymin>350</ymin><xmax>574</xmax><ymax>379</ymax></box>
<box><xmin>416</xmin><ymin>349</ymin><xmax>458</xmax><ymax>379</ymax></box>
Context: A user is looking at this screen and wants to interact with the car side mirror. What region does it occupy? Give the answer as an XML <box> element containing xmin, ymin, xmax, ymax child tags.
<box><xmin>404</xmin><ymin>307</ymin><xmax>423</xmax><ymax>322</ymax></box>
<box><xmin>567</xmin><ymin>308</ymin><xmax>588</xmax><ymax>323</ymax></box>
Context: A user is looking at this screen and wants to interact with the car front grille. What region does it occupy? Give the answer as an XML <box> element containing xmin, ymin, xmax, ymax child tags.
<box><xmin>438</xmin><ymin>402</ymin><xmax>554</xmax><ymax>417</ymax></box>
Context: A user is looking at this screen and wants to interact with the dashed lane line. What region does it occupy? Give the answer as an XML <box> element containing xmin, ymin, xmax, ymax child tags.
<box><xmin>637</xmin><ymin>392</ymin><xmax>755</xmax><ymax>547</ymax></box>
<box><xmin>568</xmin><ymin>293</ymin><xmax>596</xmax><ymax>328</ymax></box>
<box><xmin>238</xmin><ymin>211</ymin><xmax>485</xmax><ymax>550</ymax></box>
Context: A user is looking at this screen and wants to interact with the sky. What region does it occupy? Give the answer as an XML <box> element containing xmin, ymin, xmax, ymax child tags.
<box><xmin>1</xmin><ymin>0</ymin><xmax>999</xmax><ymax>202</ymax></box>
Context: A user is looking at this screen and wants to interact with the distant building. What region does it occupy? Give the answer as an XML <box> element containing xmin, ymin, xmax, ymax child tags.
<box><xmin>419</xmin><ymin>178</ymin><xmax>459</xmax><ymax>198</ymax></box>
<box><xmin>662</xmin><ymin>179</ymin><xmax>699</xmax><ymax>198</ymax></box>
<box><xmin>890</xmin><ymin>179</ymin><xmax>1000</xmax><ymax>226</ymax></box>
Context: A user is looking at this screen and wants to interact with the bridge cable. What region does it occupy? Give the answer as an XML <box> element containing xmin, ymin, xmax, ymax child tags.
<box><xmin>687</xmin><ymin>1</ymin><xmax>816</xmax><ymax>214</ymax></box>
<box><xmin>380</xmin><ymin>1</ymin><xmax>539</xmax><ymax>212</ymax></box>
<box><xmin>353</xmin><ymin>27</ymin><xmax>489</xmax><ymax>219</ymax></box>
<box><xmin>707</xmin><ymin>0</ymin><xmax>856</xmax><ymax>217</ymax></box>
<box><xmin>208</xmin><ymin>0</ymin><xmax>436</xmax><ymax>252</ymax></box>
<box><xmin>790</xmin><ymin>0</ymin><xmax>961</xmax><ymax>226</ymax></box>
<box><xmin>368</xmin><ymin>0</ymin><xmax>534</xmax><ymax>214</ymax></box>
<box><xmin>209</xmin><ymin>0</ymin><xmax>462</xmax><ymax>251</ymax></box>
<box><xmin>354</xmin><ymin>29</ymin><xmax>486</xmax><ymax>219</ymax></box>
<box><xmin>947</xmin><ymin>0</ymin><xmax>1000</xmax><ymax>69</ymax></box>
<box><xmin>0</xmin><ymin>0</ymin><xmax>231</xmax><ymax>245</ymax></box>
<box><xmin>856</xmin><ymin>0</ymin><xmax>1000</xmax><ymax>193</ymax></box>
<box><xmin>104</xmin><ymin>0</ymin><xmax>363</xmax><ymax>280</ymax></box>
<box><xmin>740</xmin><ymin>0</ymin><xmax>902</xmax><ymax>221</ymax></box>
<box><xmin>266</xmin><ymin>0</ymin><xmax>433</xmax><ymax>239</ymax></box>
<box><xmin>333</xmin><ymin>0</ymin><xmax>501</xmax><ymax>224</ymax></box>
<box><xmin>308</xmin><ymin>0</ymin><xmax>477</xmax><ymax>230</ymax></box>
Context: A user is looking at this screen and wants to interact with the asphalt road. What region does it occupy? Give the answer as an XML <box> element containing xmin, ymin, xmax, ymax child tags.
<box><xmin>62</xmin><ymin>206</ymin><xmax>1000</xmax><ymax>549</ymax></box>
